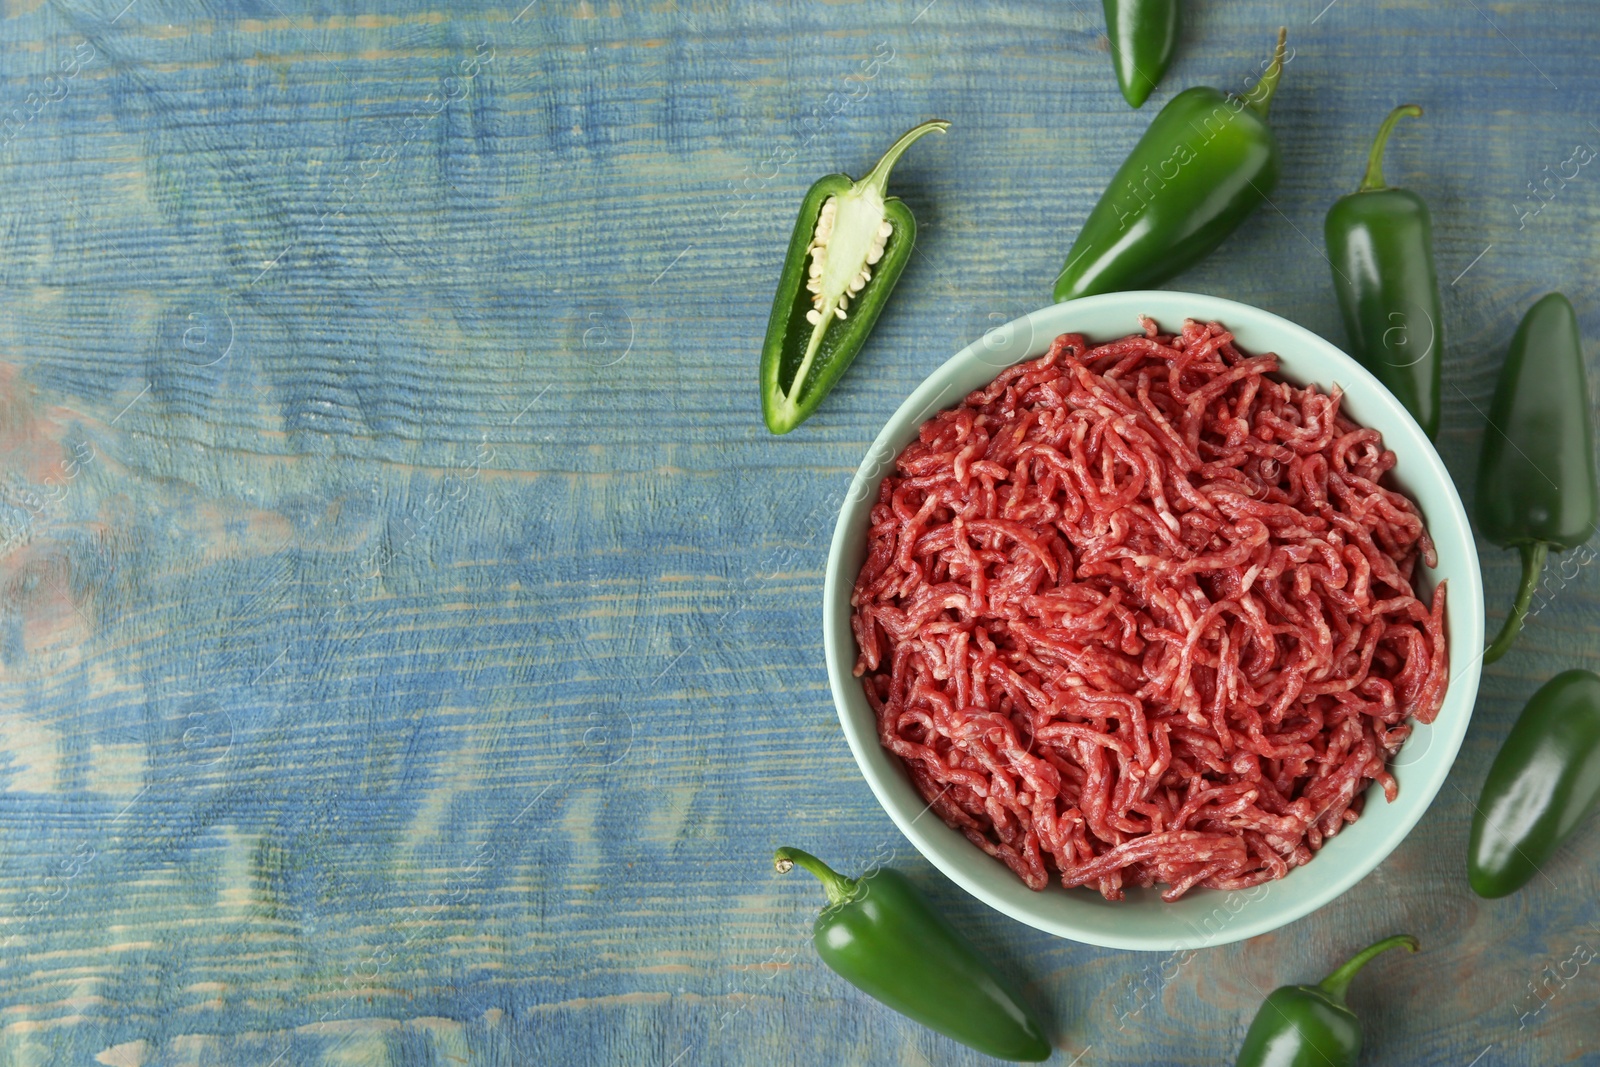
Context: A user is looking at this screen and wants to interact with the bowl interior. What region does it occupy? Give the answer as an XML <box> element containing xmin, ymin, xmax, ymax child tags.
<box><xmin>822</xmin><ymin>291</ymin><xmax>1484</xmax><ymax>951</ymax></box>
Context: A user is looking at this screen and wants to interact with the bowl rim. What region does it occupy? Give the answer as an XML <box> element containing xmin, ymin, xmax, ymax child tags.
<box><xmin>822</xmin><ymin>291</ymin><xmax>1485</xmax><ymax>950</ymax></box>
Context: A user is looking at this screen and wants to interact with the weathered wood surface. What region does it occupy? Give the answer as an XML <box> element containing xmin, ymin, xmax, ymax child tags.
<box><xmin>1</xmin><ymin>0</ymin><xmax>1598</xmax><ymax>1063</ymax></box>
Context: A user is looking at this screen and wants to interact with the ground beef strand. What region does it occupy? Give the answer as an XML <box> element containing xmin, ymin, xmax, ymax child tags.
<box><xmin>851</xmin><ymin>319</ymin><xmax>1448</xmax><ymax>902</ymax></box>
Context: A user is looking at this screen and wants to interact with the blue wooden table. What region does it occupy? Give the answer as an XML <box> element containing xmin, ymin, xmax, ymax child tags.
<box><xmin>2</xmin><ymin>0</ymin><xmax>1598</xmax><ymax>1063</ymax></box>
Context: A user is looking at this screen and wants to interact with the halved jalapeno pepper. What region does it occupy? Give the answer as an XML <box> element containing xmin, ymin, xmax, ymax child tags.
<box><xmin>760</xmin><ymin>120</ymin><xmax>949</xmax><ymax>435</ymax></box>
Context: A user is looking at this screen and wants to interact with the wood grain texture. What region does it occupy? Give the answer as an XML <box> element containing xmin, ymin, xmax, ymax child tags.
<box><xmin>1</xmin><ymin>0</ymin><xmax>1598</xmax><ymax>1063</ymax></box>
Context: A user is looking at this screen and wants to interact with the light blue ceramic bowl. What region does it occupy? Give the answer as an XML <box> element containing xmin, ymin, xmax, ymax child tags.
<box><xmin>822</xmin><ymin>291</ymin><xmax>1483</xmax><ymax>951</ymax></box>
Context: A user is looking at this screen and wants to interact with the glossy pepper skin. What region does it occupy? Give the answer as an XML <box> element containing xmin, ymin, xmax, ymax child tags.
<box><xmin>1325</xmin><ymin>105</ymin><xmax>1443</xmax><ymax>438</ymax></box>
<box><xmin>760</xmin><ymin>121</ymin><xmax>948</xmax><ymax>435</ymax></box>
<box><xmin>1103</xmin><ymin>0</ymin><xmax>1180</xmax><ymax>109</ymax></box>
<box><xmin>1475</xmin><ymin>292</ymin><xmax>1599</xmax><ymax>663</ymax></box>
<box><xmin>774</xmin><ymin>847</ymin><xmax>1050</xmax><ymax>1061</ymax></box>
<box><xmin>1469</xmin><ymin>670</ymin><xmax>1600</xmax><ymax>898</ymax></box>
<box><xmin>1053</xmin><ymin>28</ymin><xmax>1286</xmax><ymax>302</ymax></box>
<box><xmin>1233</xmin><ymin>935</ymin><xmax>1418</xmax><ymax>1067</ymax></box>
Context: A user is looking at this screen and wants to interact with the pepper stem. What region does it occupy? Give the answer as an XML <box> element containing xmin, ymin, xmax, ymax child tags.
<box><xmin>859</xmin><ymin>119</ymin><xmax>951</xmax><ymax>200</ymax></box>
<box><xmin>1483</xmin><ymin>541</ymin><xmax>1549</xmax><ymax>664</ymax></box>
<box><xmin>1358</xmin><ymin>104</ymin><xmax>1423</xmax><ymax>193</ymax></box>
<box><xmin>1243</xmin><ymin>28</ymin><xmax>1288</xmax><ymax>118</ymax></box>
<box><xmin>774</xmin><ymin>846</ymin><xmax>860</xmax><ymax>908</ymax></box>
<box><xmin>1317</xmin><ymin>934</ymin><xmax>1420</xmax><ymax>1004</ymax></box>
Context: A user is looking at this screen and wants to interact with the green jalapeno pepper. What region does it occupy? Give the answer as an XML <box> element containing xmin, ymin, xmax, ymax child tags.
<box><xmin>1475</xmin><ymin>292</ymin><xmax>1599</xmax><ymax>663</ymax></box>
<box><xmin>760</xmin><ymin>120</ymin><xmax>949</xmax><ymax>435</ymax></box>
<box><xmin>1103</xmin><ymin>0</ymin><xmax>1180</xmax><ymax>109</ymax></box>
<box><xmin>774</xmin><ymin>847</ymin><xmax>1050</xmax><ymax>1061</ymax></box>
<box><xmin>1233</xmin><ymin>934</ymin><xmax>1419</xmax><ymax>1067</ymax></box>
<box><xmin>1052</xmin><ymin>28</ymin><xmax>1286</xmax><ymax>302</ymax></box>
<box><xmin>1469</xmin><ymin>669</ymin><xmax>1600</xmax><ymax>898</ymax></box>
<box><xmin>1324</xmin><ymin>105</ymin><xmax>1444</xmax><ymax>439</ymax></box>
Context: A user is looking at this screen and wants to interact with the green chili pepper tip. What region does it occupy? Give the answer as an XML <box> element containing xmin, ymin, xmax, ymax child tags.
<box><xmin>1357</xmin><ymin>104</ymin><xmax>1422</xmax><ymax>193</ymax></box>
<box><xmin>1316</xmin><ymin>934</ymin><xmax>1420</xmax><ymax>1002</ymax></box>
<box><xmin>1102</xmin><ymin>0</ymin><xmax>1181</xmax><ymax>109</ymax></box>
